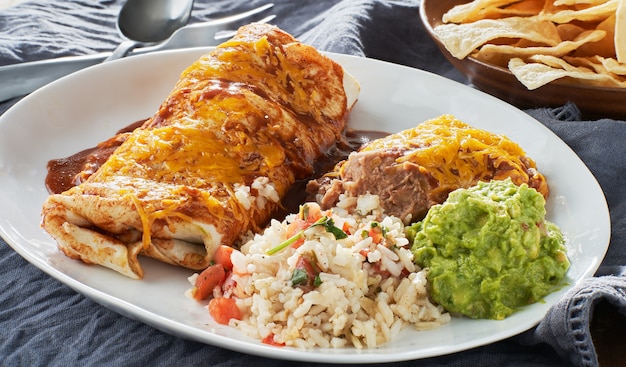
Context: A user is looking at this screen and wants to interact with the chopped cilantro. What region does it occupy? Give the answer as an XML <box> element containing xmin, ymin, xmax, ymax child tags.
<box><xmin>291</xmin><ymin>268</ymin><xmax>308</xmax><ymax>286</ymax></box>
<box><xmin>314</xmin><ymin>274</ymin><xmax>323</xmax><ymax>287</ymax></box>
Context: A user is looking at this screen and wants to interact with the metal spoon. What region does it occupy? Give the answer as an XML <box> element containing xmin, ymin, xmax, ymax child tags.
<box><xmin>105</xmin><ymin>0</ymin><xmax>195</xmax><ymax>61</ymax></box>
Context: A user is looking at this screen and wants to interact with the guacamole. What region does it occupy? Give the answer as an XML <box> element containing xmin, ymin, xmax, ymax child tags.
<box><xmin>407</xmin><ymin>178</ymin><xmax>569</xmax><ymax>320</ymax></box>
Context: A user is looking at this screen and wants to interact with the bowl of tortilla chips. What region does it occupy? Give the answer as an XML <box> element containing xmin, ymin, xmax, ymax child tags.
<box><xmin>421</xmin><ymin>0</ymin><xmax>626</xmax><ymax>119</ymax></box>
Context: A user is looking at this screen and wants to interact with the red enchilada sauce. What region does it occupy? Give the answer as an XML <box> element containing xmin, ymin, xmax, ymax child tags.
<box><xmin>45</xmin><ymin>120</ymin><xmax>388</xmax><ymax>217</ymax></box>
<box><xmin>45</xmin><ymin>120</ymin><xmax>145</xmax><ymax>194</ymax></box>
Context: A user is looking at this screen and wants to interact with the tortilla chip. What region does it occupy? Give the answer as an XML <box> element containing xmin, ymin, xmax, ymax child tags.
<box><xmin>556</xmin><ymin>23</ymin><xmax>589</xmax><ymax>41</ymax></box>
<box><xmin>529</xmin><ymin>54</ymin><xmax>591</xmax><ymax>69</ymax></box>
<box><xmin>599</xmin><ymin>56</ymin><xmax>626</xmax><ymax>74</ymax></box>
<box><xmin>543</xmin><ymin>0</ymin><xmax>618</xmax><ymax>23</ymax></box>
<box><xmin>474</xmin><ymin>29</ymin><xmax>606</xmax><ymax>64</ymax></box>
<box><xmin>437</xmin><ymin>0</ymin><xmax>626</xmax><ymax>90</ymax></box>
<box><xmin>564</xmin><ymin>55</ymin><xmax>611</xmax><ymax>72</ymax></box>
<box><xmin>505</xmin><ymin>0</ymin><xmax>546</xmax><ymax>14</ymax></box>
<box><xmin>615</xmin><ymin>0</ymin><xmax>626</xmax><ymax>62</ymax></box>
<box><xmin>561</xmin><ymin>55</ymin><xmax>626</xmax><ymax>80</ymax></box>
<box><xmin>509</xmin><ymin>56</ymin><xmax>624</xmax><ymax>89</ymax></box>
<box><xmin>434</xmin><ymin>17</ymin><xmax>562</xmax><ymax>59</ymax></box>
<box><xmin>442</xmin><ymin>0</ymin><xmax>522</xmax><ymax>23</ymax></box>
<box><xmin>471</xmin><ymin>0</ymin><xmax>548</xmax><ymax>19</ymax></box>
<box><xmin>553</xmin><ymin>0</ymin><xmax>612</xmax><ymax>5</ymax></box>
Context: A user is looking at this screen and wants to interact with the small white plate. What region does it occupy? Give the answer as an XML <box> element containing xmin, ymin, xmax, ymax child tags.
<box><xmin>0</xmin><ymin>48</ymin><xmax>610</xmax><ymax>363</ymax></box>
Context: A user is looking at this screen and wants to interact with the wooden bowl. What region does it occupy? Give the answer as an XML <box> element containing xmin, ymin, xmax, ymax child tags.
<box><xmin>420</xmin><ymin>0</ymin><xmax>626</xmax><ymax>120</ymax></box>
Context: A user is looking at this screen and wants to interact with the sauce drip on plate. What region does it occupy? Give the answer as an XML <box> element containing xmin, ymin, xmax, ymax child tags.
<box><xmin>45</xmin><ymin>120</ymin><xmax>145</xmax><ymax>194</ymax></box>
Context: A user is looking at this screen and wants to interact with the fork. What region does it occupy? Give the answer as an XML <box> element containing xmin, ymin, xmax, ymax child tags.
<box><xmin>0</xmin><ymin>3</ymin><xmax>276</xmax><ymax>102</ymax></box>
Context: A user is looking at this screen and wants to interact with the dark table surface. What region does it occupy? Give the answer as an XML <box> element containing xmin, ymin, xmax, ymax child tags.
<box><xmin>1</xmin><ymin>1</ymin><xmax>625</xmax><ymax>366</ymax></box>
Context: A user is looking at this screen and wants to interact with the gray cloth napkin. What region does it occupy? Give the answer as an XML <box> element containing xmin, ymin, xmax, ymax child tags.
<box><xmin>1</xmin><ymin>1</ymin><xmax>625</xmax><ymax>366</ymax></box>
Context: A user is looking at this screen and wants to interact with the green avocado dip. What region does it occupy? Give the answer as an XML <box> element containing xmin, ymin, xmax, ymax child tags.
<box><xmin>406</xmin><ymin>178</ymin><xmax>569</xmax><ymax>320</ymax></box>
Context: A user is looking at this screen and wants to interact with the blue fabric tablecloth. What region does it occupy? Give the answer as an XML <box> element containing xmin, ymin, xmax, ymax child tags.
<box><xmin>1</xmin><ymin>1</ymin><xmax>625</xmax><ymax>366</ymax></box>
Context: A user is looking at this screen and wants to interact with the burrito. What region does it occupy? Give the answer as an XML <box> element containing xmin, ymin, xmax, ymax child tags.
<box><xmin>41</xmin><ymin>24</ymin><xmax>360</xmax><ymax>279</ymax></box>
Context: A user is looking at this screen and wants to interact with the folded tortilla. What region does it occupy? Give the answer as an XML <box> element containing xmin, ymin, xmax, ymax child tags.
<box><xmin>41</xmin><ymin>24</ymin><xmax>360</xmax><ymax>279</ymax></box>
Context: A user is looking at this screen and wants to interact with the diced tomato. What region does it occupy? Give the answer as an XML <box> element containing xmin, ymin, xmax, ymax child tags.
<box><xmin>193</xmin><ymin>264</ymin><xmax>226</xmax><ymax>301</ymax></box>
<box><xmin>368</xmin><ymin>226</ymin><xmax>383</xmax><ymax>244</ymax></box>
<box><xmin>286</xmin><ymin>218</ymin><xmax>308</xmax><ymax>237</ymax></box>
<box><xmin>342</xmin><ymin>221</ymin><xmax>352</xmax><ymax>235</ymax></box>
<box><xmin>262</xmin><ymin>333</ymin><xmax>285</xmax><ymax>347</ymax></box>
<box><xmin>291</xmin><ymin>238</ymin><xmax>306</xmax><ymax>250</ymax></box>
<box><xmin>208</xmin><ymin>297</ymin><xmax>241</xmax><ymax>325</ymax></box>
<box><xmin>359</xmin><ymin>249</ymin><xmax>369</xmax><ymax>259</ymax></box>
<box><xmin>213</xmin><ymin>245</ymin><xmax>234</xmax><ymax>270</ymax></box>
<box><xmin>296</xmin><ymin>256</ymin><xmax>317</xmax><ymax>283</ymax></box>
<box><xmin>302</xmin><ymin>203</ymin><xmax>322</xmax><ymax>223</ymax></box>
<box><xmin>286</xmin><ymin>218</ymin><xmax>308</xmax><ymax>248</ymax></box>
<box><xmin>370</xmin><ymin>261</ymin><xmax>392</xmax><ymax>277</ymax></box>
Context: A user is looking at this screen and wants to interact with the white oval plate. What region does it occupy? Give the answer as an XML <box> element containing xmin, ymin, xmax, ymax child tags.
<box><xmin>0</xmin><ymin>48</ymin><xmax>610</xmax><ymax>363</ymax></box>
